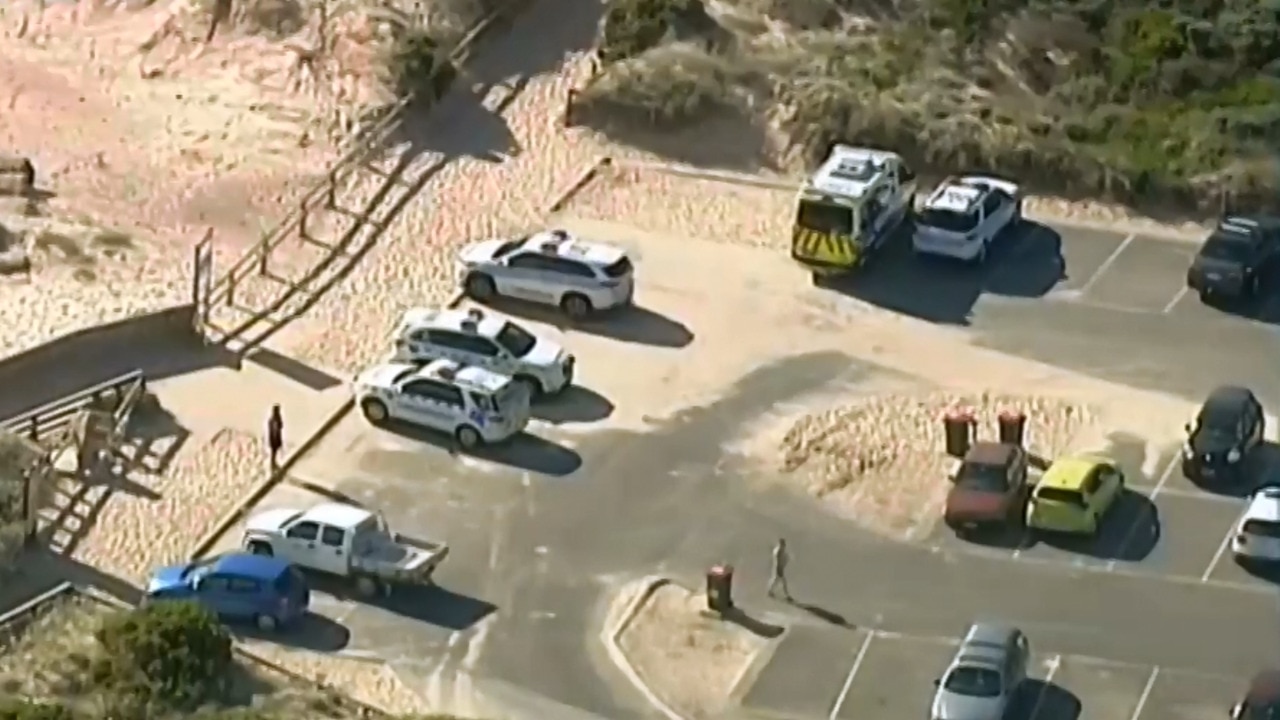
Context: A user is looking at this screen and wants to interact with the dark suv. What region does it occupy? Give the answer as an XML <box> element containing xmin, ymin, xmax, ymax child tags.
<box><xmin>1183</xmin><ymin>385</ymin><xmax>1265</xmax><ymax>485</ymax></box>
<box><xmin>1232</xmin><ymin>670</ymin><xmax>1280</xmax><ymax>719</ymax></box>
<box><xmin>1187</xmin><ymin>215</ymin><xmax>1280</xmax><ymax>301</ymax></box>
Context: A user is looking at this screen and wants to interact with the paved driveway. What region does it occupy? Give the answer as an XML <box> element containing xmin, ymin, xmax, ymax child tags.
<box><xmin>259</xmin><ymin>213</ymin><xmax>1280</xmax><ymax>719</ymax></box>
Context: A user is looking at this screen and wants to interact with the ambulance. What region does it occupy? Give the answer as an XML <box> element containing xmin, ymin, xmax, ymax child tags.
<box><xmin>790</xmin><ymin>145</ymin><xmax>917</xmax><ymax>283</ymax></box>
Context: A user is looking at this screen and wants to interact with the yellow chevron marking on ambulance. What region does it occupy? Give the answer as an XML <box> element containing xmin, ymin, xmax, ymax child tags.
<box><xmin>791</xmin><ymin>226</ymin><xmax>856</xmax><ymax>266</ymax></box>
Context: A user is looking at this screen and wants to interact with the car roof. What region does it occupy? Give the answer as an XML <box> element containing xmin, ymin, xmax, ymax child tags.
<box><xmin>1040</xmin><ymin>455</ymin><xmax>1105</xmax><ymax>490</ymax></box>
<box><xmin>399</xmin><ymin>307</ymin><xmax>507</xmax><ymax>339</ymax></box>
<box><xmin>923</xmin><ymin>180</ymin><xmax>987</xmax><ymax>214</ymax></box>
<box><xmin>1204</xmin><ymin>385</ymin><xmax>1254</xmax><ymax>415</ymax></box>
<box><xmin>415</xmin><ymin>358</ymin><xmax>510</xmax><ymax>394</ymax></box>
<box><xmin>304</xmin><ymin>501</ymin><xmax>375</xmax><ymax>529</ymax></box>
<box><xmin>519</xmin><ymin>230</ymin><xmax>625</xmax><ymax>267</ymax></box>
<box><xmin>1245</xmin><ymin>487</ymin><xmax>1280</xmax><ymax>523</ymax></box>
<box><xmin>963</xmin><ymin>442</ymin><xmax>1017</xmax><ymax>466</ymax></box>
<box><xmin>1248</xmin><ymin>670</ymin><xmax>1280</xmax><ymax>705</ymax></box>
<box><xmin>806</xmin><ymin>145</ymin><xmax>899</xmax><ymax>200</ymax></box>
<box><xmin>955</xmin><ymin>623</ymin><xmax>1016</xmax><ymax>666</ymax></box>
<box><xmin>212</xmin><ymin>552</ymin><xmax>291</xmax><ymax>579</ymax></box>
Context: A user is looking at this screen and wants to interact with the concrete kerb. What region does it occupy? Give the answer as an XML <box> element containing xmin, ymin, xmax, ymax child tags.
<box><xmin>611</xmin><ymin>158</ymin><xmax>1212</xmax><ymax>244</ymax></box>
<box><xmin>602</xmin><ymin>575</ymin><xmax>686</xmax><ymax>720</ymax></box>
<box><xmin>547</xmin><ymin>156</ymin><xmax>613</xmax><ymax>214</ymax></box>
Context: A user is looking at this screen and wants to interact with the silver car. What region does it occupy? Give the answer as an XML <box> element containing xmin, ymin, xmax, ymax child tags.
<box><xmin>458</xmin><ymin>229</ymin><xmax>635</xmax><ymax>319</ymax></box>
<box><xmin>931</xmin><ymin>623</ymin><xmax>1029</xmax><ymax>720</ymax></box>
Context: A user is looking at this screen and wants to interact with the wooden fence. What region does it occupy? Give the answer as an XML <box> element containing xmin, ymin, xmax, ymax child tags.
<box><xmin>191</xmin><ymin>1</ymin><xmax>531</xmax><ymax>338</ymax></box>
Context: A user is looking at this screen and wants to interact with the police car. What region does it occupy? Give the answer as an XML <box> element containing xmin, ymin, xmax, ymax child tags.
<box><xmin>353</xmin><ymin>358</ymin><xmax>531</xmax><ymax>448</ymax></box>
<box><xmin>457</xmin><ymin>229</ymin><xmax>635</xmax><ymax>319</ymax></box>
<box><xmin>912</xmin><ymin>176</ymin><xmax>1021</xmax><ymax>263</ymax></box>
<box><xmin>1232</xmin><ymin>486</ymin><xmax>1280</xmax><ymax>565</ymax></box>
<box><xmin>390</xmin><ymin>307</ymin><xmax>574</xmax><ymax>397</ymax></box>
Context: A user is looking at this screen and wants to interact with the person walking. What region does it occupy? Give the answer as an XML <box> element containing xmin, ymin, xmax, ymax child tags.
<box><xmin>266</xmin><ymin>405</ymin><xmax>284</xmax><ymax>471</ymax></box>
<box><xmin>767</xmin><ymin>538</ymin><xmax>792</xmax><ymax>601</ymax></box>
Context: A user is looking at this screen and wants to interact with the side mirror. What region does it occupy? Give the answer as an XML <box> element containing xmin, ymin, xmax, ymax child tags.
<box><xmin>933</xmin><ymin>678</ymin><xmax>941</xmax><ymax>687</ymax></box>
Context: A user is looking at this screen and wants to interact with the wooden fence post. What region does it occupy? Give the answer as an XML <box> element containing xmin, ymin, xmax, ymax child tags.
<box><xmin>326</xmin><ymin>177</ymin><xmax>337</xmax><ymax>210</ymax></box>
<box><xmin>258</xmin><ymin>234</ymin><xmax>270</xmax><ymax>277</ymax></box>
<box><xmin>227</xmin><ymin>273</ymin><xmax>237</xmax><ymax>308</ymax></box>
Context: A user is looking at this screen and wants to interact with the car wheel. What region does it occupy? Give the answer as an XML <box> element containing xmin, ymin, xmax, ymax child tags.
<box><xmin>560</xmin><ymin>293</ymin><xmax>592</xmax><ymax>320</ymax></box>
<box><xmin>464</xmin><ymin>273</ymin><xmax>497</xmax><ymax>301</ymax></box>
<box><xmin>456</xmin><ymin>425</ymin><xmax>483</xmax><ymax>450</ymax></box>
<box><xmin>246</xmin><ymin>541</ymin><xmax>273</xmax><ymax>557</ymax></box>
<box><xmin>354</xmin><ymin>576</ymin><xmax>382</xmax><ymax>598</ymax></box>
<box><xmin>255</xmin><ymin>614</ymin><xmax>278</xmax><ymax>632</ymax></box>
<box><xmin>515</xmin><ymin>374</ymin><xmax>543</xmax><ymax>401</ymax></box>
<box><xmin>361</xmin><ymin>398</ymin><xmax>389</xmax><ymax>424</ymax></box>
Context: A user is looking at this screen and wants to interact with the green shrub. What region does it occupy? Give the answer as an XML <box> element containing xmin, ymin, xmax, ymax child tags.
<box><xmin>578</xmin><ymin>43</ymin><xmax>739</xmax><ymax>126</ymax></box>
<box><xmin>598</xmin><ymin>0</ymin><xmax>703</xmax><ymax>64</ymax></box>
<box><xmin>0</xmin><ymin>699</ymin><xmax>78</xmax><ymax>720</ymax></box>
<box><xmin>92</xmin><ymin>601</ymin><xmax>233</xmax><ymax>711</ymax></box>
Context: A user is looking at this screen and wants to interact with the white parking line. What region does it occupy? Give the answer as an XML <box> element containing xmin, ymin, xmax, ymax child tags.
<box><xmin>1077</xmin><ymin>234</ymin><xmax>1136</xmax><ymax>296</ymax></box>
<box><xmin>1201</xmin><ymin>511</ymin><xmax>1245</xmax><ymax>582</ymax></box>
<box><xmin>1129</xmin><ymin>667</ymin><xmax>1160</xmax><ymax>720</ymax></box>
<box><xmin>1123</xmin><ymin>484</ymin><xmax>1238</xmax><ymax>503</ymax></box>
<box><xmin>1026</xmin><ymin>654</ymin><xmax>1062</xmax><ymax>720</ymax></box>
<box><xmin>1162</xmin><ymin>287</ymin><xmax>1189</xmax><ymax>314</ymax></box>
<box><xmin>1107</xmin><ymin>457</ymin><xmax>1181</xmax><ymax>572</ymax></box>
<box><xmin>828</xmin><ymin>632</ymin><xmax>875</xmax><ymax>720</ymax></box>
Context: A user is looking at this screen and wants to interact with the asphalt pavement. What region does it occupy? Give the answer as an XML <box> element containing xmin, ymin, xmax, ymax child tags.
<box><xmin>270</xmin><ymin>215</ymin><xmax>1280</xmax><ymax>720</ymax></box>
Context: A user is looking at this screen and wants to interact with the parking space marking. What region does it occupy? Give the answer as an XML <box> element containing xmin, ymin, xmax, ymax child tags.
<box><xmin>1129</xmin><ymin>667</ymin><xmax>1159</xmax><ymax>720</ymax></box>
<box><xmin>1201</xmin><ymin>507</ymin><xmax>1245</xmax><ymax>581</ymax></box>
<box><xmin>1108</xmin><ymin>457</ymin><xmax>1180</xmax><ymax>571</ymax></box>
<box><xmin>1162</xmin><ymin>287</ymin><xmax>1189</xmax><ymax>314</ymax></box>
<box><xmin>1077</xmin><ymin>234</ymin><xmax>1135</xmax><ymax>296</ymax></box>
<box><xmin>828</xmin><ymin>630</ymin><xmax>875</xmax><ymax>720</ymax></box>
<box><xmin>1123</xmin><ymin>484</ymin><xmax>1237</xmax><ymax>503</ymax></box>
<box><xmin>1026</xmin><ymin>654</ymin><xmax>1062</xmax><ymax>719</ymax></box>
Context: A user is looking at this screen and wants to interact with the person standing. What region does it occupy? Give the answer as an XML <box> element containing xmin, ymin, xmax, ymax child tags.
<box><xmin>266</xmin><ymin>405</ymin><xmax>284</xmax><ymax>471</ymax></box>
<box><xmin>767</xmin><ymin>538</ymin><xmax>792</xmax><ymax>601</ymax></box>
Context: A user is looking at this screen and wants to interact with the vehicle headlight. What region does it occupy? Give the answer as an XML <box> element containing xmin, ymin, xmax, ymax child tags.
<box><xmin>1228</xmin><ymin>448</ymin><xmax>1242</xmax><ymax>463</ymax></box>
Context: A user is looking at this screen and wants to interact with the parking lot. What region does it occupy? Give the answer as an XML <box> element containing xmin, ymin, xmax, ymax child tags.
<box><xmin>204</xmin><ymin>211</ymin><xmax>1280</xmax><ymax>717</ymax></box>
<box><xmin>743</xmin><ymin>624</ymin><xmax>1240</xmax><ymax>720</ymax></box>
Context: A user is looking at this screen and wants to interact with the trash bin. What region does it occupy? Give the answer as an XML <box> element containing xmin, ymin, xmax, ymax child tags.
<box><xmin>943</xmin><ymin>410</ymin><xmax>975</xmax><ymax>457</ymax></box>
<box><xmin>998</xmin><ymin>409</ymin><xmax>1027</xmax><ymax>446</ymax></box>
<box><xmin>706</xmin><ymin>564</ymin><xmax>734</xmax><ymax>613</ymax></box>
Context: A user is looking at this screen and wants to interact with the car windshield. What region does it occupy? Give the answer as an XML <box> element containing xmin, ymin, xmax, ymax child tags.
<box><xmin>604</xmin><ymin>256</ymin><xmax>633</xmax><ymax>279</ymax></box>
<box><xmin>918</xmin><ymin>208</ymin><xmax>979</xmax><ymax>234</ymax></box>
<box><xmin>1201</xmin><ymin>233</ymin><xmax>1253</xmax><ymax>261</ymax></box>
<box><xmin>796</xmin><ymin>200</ymin><xmax>853</xmax><ymax>234</ymax></box>
<box><xmin>493</xmin><ymin>238</ymin><xmax>527</xmax><ymax>258</ymax></box>
<box><xmin>944</xmin><ymin>666</ymin><xmax>1003</xmax><ymax>698</ymax></box>
<box><xmin>1243</xmin><ymin>520</ymin><xmax>1280</xmax><ymax>539</ymax></box>
<box><xmin>1196</xmin><ymin>403</ymin><xmax>1240</xmax><ymax>438</ymax></box>
<box><xmin>1037</xmin><ymin>487</ymin><xmax>1085</xmax><ymax>506</ymax></box>
<box><xmin>495</xmin><ymin>321</ymin><xmax>537</xmax><ymax>358</ymax></box>
<box><xmin>955</xmin><ymin>462</ymin><xmax>1009</xmax><ymax>492</ymax></box>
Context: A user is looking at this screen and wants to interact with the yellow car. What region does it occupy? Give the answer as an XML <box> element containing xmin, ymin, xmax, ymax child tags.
<box><xmin>1026</xmin><ymin>455</ymin><xmax>1125</xmax><ymax>535</ymax></box>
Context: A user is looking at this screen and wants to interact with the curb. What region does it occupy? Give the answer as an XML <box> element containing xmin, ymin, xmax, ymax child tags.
<box><xmin>547</xmin><ymin>156</ymin><xmax>613</xmax><ymax>214</ymax></box>
<box><xmin>186</xmin><ymin>395</ymin><xmax>355</xmax><ymax>561</ymax></box>
<box><xmin>600</xmin><ymin>575</ymin><xmax>687</xmax><ymax>720</ymax></box>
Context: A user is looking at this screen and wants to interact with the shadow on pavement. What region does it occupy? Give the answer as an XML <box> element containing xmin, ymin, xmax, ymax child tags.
<box><xmin>485</xmin><ymin>298</ymin><xmax>695</xmax><ymax>348</ymax></box>
<box><xmin>1030</xmin><ymin>489</ymin><xmax>1160</xmax><ymax>562</ymax></box>
<box><xmin>246</xmin><ymin>347</ymin><xmax>341</xmax><ymax>391</ymax></box>
<box><xmin>821</xmin><ymin>220</ymin><xmax>1065</xmax><ymax>326</ymax></box>
<box><xmin>1235</xmin><ymin>557</ymin><xmax>1280</xmax><ymax>584</ymax></box>
<box><xmin>380</xmin><ymin>420</ymin><xmax>583</xmax><ymax>477</ymax></box>
<box><xmin>534</xmin><ymin>385</ymin><xmax>614</xmax><ymax>425</ymax></box>
<box><xmin>234</xmin><ymin>611</ymin><xmax>351</xmax><ymax>652</ymax></box>
<box><xmin>375</xmin><ymin>583</ymin><xmax>496</xmax><ymax>632</ymax></box>
<box><xmin>1014</xmin><ymin>679</ymin><xmax>1082</xmax><ymax>720</ymax></box>
<box><xmin>722</xmin><ymin>606</ymin><xmax>785</xmax><ymax>639</ymax></box>
<box><xmin>790</xmin><ymin>601</ymin><xmax>852</xmax><ymax>628</ymax></box>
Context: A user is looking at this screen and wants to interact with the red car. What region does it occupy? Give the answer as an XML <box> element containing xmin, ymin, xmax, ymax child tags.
<box><xmin>945</xmin><ymin>442</ymin><xmax>1029</xmax><ymax>534</ymax></box>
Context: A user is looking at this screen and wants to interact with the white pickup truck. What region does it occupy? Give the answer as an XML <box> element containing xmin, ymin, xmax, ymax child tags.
<box><xmin>241</xmin><ymin>502</ymin><xmax>448</xmax><ymax>597</ymax></box>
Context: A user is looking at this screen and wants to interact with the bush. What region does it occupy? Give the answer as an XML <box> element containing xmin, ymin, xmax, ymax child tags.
<box><xmin>0</xmin><ymin>699</ymin><xmax>78</xmax><ymax>720</ymax></box>
<box><xmin>578</xmin><ymin>43</ymin><xmax>739</xmax><ymax>126</ymax></box>
<box><xmin>598</xmin><ymin>0</ymin><xmax>711</xmax><ymax>64</ymax></box>
<box><xmin>92</xmin><ymin>601</ymin><xmax>233</xmax><ymax>711</ymax></box>
<box><xmin>372</xmin><ymin>6</ymin><xmax>459</xmax><ymax>103</ymax></box>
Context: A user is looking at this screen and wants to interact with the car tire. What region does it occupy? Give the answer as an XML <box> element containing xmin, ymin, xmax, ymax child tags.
<box><xmin>354</xmin><ymin>576</ymin><xmax>382</xmax><ymax>598</ymax></box>
<box><xmin>255</xmin><ymin>614</ymin><xmax>279</xmax><ymax>632</ymax></box>
<box><xmin>456</xmin><ymin>425</ymin><xmax>483</xmax><ymax>450</ymax></box>
<box><xmin>515</xmin><ymin>374</ymin><xmax>543</xmax><ymax>400</ymax></box>
<box><xmin>464</xmin><ymin>273</ymin><xmax>497</xmax><ymax>301</ymax></box>
<box><xmin>361</xmin><ymin>398</ymin><xmax>390</xmax><ymax>425</ymax></box>
<box><xmin>246</xmin><ymin>541</ymin><xmax>273</xmax><ymax>557</ymax></box>
<box><xmin>560</xmin><ymin>293</ymin><xmax>592</xmax><ymax>320</ymax></box>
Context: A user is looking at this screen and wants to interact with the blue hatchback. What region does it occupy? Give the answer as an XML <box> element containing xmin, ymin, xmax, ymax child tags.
<box><xmin>145</xmin><ymin>552</ymin><xmax>310</xmax><ymax>632</ymax></box>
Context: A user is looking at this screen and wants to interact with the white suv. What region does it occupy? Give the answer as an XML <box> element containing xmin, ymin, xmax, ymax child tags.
<box><xmin>912</xmin><ymin>176</ymin><xmax>1021</xmax><ymax>263</ymax></box>
<box><xmin>389</xmin><ymin>306</ymin><xmax>574</xmax><ymax>397</ymax></box>
<box><xmin>458</xmin><ymin>229</ymin><xmax>635</xmax><ymax>319</ymax></box>
<box><xmin>1232</xmin><ymin>486</ymin><xmax>1280</xmax><ymax>564</ymax></box>
<box><xmin>353</xmin><ymin>358</ymin><xmax>530</xmax><ymax>448</ymax></box>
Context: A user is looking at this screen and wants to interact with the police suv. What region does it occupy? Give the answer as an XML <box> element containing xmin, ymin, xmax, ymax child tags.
<box><xmin>390</xmin><ymin>307</ymin><xmax>574</xmax><ymax>397</ymax></box>
<box><xmin>912</xmin><ymin>176</ymin><xmax>1021</xmax><ymax>263</ymax></box>
<box><xmin>353</xmin><ymin>358</ymin><xmax>530</xmax><ymax>448</ymax></box>
<box><xmin>457</xmin><ymin>229</ymin><xmax>635</xmax><ymax>319</ymax></box>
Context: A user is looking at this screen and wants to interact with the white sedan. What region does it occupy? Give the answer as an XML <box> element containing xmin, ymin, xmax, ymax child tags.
<box><xmin>1232</xmin><ymin>486</ymin><xmax>1280</xmax><ymax>564</ymax></box>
